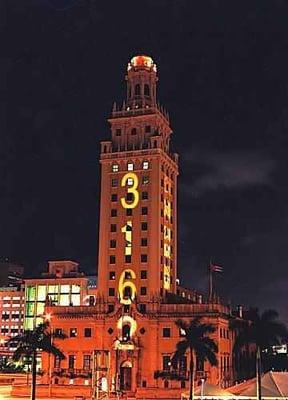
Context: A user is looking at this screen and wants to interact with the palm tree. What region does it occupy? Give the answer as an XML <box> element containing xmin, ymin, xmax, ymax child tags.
<box><xmin>231</xmin><ymin>308</ymin><xmax>288</xmax><ymax>400</ymax></box>
<box><xmin>172</xmin><ymin>317</ymin><xmax>218</xmax><ymax>400</ymax></box>
<box><xmin>7</xmin><ymin>321</ymin><xmax>66</xmax><ymax>400</ymax></box>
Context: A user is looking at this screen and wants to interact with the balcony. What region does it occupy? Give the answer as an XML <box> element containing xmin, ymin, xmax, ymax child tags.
<box><xmin>146</xmin><ymin>302</ymin><xmax>231</xmax><ymax>317</ymax></box>
<box><xmin>154</xmin><ymin>369</ymin><xmax>188</xmax><ymax>381</ymax></box>
<box><xmin>52</xmin><ymin>368</ymin><xmax>92</xmax><ymax>378</ymax></box>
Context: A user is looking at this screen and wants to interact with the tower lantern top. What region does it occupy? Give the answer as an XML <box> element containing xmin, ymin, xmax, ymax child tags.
<box><xmin>128</xmin><ymin>55</ymin><xmax>157</xmax><ymax>72</ymax></box>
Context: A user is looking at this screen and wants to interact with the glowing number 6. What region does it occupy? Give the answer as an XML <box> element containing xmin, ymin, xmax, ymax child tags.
<box><xmin>118</xmin><ymin>269</ymin><xmax>137</xmax><ymax>305</ymax></box>
<box><xmin>120</xmin><ymin>172</ymin><xmax>139</xmax><ymax>209</ymax></box>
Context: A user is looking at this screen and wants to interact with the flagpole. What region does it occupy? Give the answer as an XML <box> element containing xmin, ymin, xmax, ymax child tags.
<box><xmin>208</xmin><ymin>259</ymin><xmax>213</xmax><ymax>302</ymax></box>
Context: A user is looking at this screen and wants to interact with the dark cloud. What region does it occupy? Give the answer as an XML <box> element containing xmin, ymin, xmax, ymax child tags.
<box><xmin>182</xmin><ymin>149</ymin><xmax>276</xmax><ymax>196</ymax></box>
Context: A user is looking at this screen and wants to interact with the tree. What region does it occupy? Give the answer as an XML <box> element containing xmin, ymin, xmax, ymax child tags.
<box><xmin>7</xmin><ymin>321</ymin><xmax>66</xmax><ymax>400</ymax></box>
<box><xmin>172</xmin><ymin>317</ymin><xmax>218</xmax><ymax>400</ymax></box>
<box><xmin>231</xmin><ymin>308</ymin><xmax>288</xmax><ymax>400</ymax></box>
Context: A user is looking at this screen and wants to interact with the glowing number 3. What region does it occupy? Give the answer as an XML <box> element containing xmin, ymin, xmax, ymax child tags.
<box><xmin>118</xmin><ymin>269</ymin><xmax>137</xmax><ymax>305</ymax></box>
<box><xmin>120</xmin><ymin>172</ymin><xmax>139</xmax><ymax>209</ymax></box>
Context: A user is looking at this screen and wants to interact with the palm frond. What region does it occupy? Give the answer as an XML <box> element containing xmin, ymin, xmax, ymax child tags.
<box><xmin>172</xmin><ymin>318</ymin><xmax>218</xmax><ymax>370</ymax></box>
<box><xmin>11</xmin><ymin>345</ymin><xmax>32</xmax><ymax>361</ymax></box>
<box><xmin>41</xmin><ymin>343</ymin><xmax>65</xmax><ymax>360</ymax></box>
<box><xmin>197</xmin><ymin>323</ymin><xmax>216</xmax><ymax>336</ymax></box>
<box><xmin>52</xmin><ymin>331</ymin><xmax>67</xmax><ymax>340</ymax></box>
<box><xmin>175</xmin><ymin>319</ymin><xmax>189</xmax><ymax>331</ymax></box>
<box><xmin>200</xmin><ymin>336</ymin><xmax>218</xmax><ymax>353</ymax></box>
<box><xmin>8</xmin><ymin>321</ymin><xmax>66</xmax><ymax>364</ymax></box>
<box><xmin>172</xmin><ymin>340</ymin><xmax>188</xmax><ymax>362</ymax></box>
<box><xmin>261</xmin><ymin>309</ymin><xmax>279</xmax><ymax>322</ymax></box>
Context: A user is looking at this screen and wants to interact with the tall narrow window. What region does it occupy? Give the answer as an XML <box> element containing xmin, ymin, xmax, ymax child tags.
<box><xmin>111</xmin><ymin>194</ymin><xmax>117</xmax><ymax>202</ymax></box>
<box><xmin>54</xmin><ymin>355</ymin><xmax>61</xmax><ymax>368</ymax></box>
<box><xmin>144</xmin><ymin>84</ymin><xmax>150</xmax><ymax>96</ymax></box>
<box><xmin>135</xmin><ymin>84</ymin><xmax>140</xmax><ymax>96</ymax></box>
<box><xmin>163</xmin><ymin>355</ymin><xmax>171</xmax><ymax>370</ymax></box>
<box><xmin>140</xmin><ymin>287</ymin><xmax>147</xmax><ymax>295</ymax></box>
<box><xmin>83</xmin><ymin>355</ymin><xmax>91</xmax><ymax>370</ymax></box>
<box><xmin>122</xmin><ymin>324</ymin><xmax>131</xmax><ymax>341</ymax></box>
<box><xmin>111</xmin><ymin>178</ymin><xmax>118</xmax><ymax>187</ymax></box>
<box><xmin>68</xmin><ymin>355</ymin><xmax>75</xmax><ymax>370</ymax></box>
<box><xmin>84</xmin><ymin>328</ymin><xmax>92</xmax><ymax>338</ymax></box>
<box><xmin>141</xmin><ymin>207</ymin><xmax>148</xmax><ymax>215</ymax></box>
<box><xmin>110</xmin><ymin>239</ymin><xmax>116</xmax><ymax>248</ymax></box>
<box><xmin>109</xmin><ymin>255</ymin><xmax>116</xmax><ymax>264</ymax></box>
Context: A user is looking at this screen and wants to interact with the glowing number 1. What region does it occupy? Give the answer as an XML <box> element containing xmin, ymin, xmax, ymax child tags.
<box><xmin>121</xmin><ymin>221</ymin><xmax>132</xmax><ymax>256</ymax></box>
<box><xmin>120</xmin><ymin>172</ymin><xmax>139</xmax><ymax>209</ymax></box>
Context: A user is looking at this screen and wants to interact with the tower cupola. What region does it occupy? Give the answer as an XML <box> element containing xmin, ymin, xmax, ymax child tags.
<box><xmin>126</xmin><ymin>55</ymin><xmax>158</xmax><ymax>108</ymax></box>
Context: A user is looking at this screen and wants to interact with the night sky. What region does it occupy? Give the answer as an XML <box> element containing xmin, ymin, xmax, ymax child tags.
<box><xmin>3</xmin><ymin>1</ymin><xmax>288</xmax><ymax>323</ymax></box>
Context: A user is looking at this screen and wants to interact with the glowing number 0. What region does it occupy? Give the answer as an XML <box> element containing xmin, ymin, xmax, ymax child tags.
<box><xmin>120</xmin><ymin>172</ymin><xmax>139</xmax><ymax>209</ymax></box>
<box><xmin>118</xmin><ymin>269</ymin><xmax>137</xmax><ymax>305</ymax></box>
<box><xmin>117</xmin><ymin>315</ymin><xmax>137</xmax><ymax>338</ymax></box>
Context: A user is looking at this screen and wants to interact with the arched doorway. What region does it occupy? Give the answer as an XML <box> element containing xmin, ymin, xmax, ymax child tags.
<box><xmin>120</xmin><ymin>360</ymin><xmax>132</xmax><ymax>391</ymax></box>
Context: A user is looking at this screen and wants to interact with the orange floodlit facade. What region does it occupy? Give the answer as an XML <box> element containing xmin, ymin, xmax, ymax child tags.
<box><xmin>27</xmin><ymin>55</ymin><xmax>237</xmax><ymax>399</ymax></box>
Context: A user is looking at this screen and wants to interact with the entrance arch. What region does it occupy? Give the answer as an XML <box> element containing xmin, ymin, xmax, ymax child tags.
<box><xmin>120</xmin><ymin>360</ymin><xmax>132</xmax><ymax>391</ymax></box>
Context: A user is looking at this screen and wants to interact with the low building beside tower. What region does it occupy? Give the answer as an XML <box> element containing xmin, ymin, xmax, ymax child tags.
<box><xmin>24</xmin><ymin>260</ymin><xmax>97</xmax><ymax>330</ymax></box>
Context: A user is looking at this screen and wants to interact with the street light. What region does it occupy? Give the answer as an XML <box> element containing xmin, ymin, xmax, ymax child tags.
<box><xmin>43</xmin><ymin>313</ymin><xmax>52</xmax><ymax>398</ymax></box>
<box><xmin>200</xmin><ymin>378</ymin><xmax>205</xmax><ymax>400</ymax></box>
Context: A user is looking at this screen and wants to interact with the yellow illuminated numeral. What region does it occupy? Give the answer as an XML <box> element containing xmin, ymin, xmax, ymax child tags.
<box><xmin>117</xmin><ymin>315</ymin><xmax>137</xmax><ymax>339</ymax></box>
<box><xmin>164</xmin><ymin>243</ymin><xmax>171</xmax><ymax>258</ymax></box>
<box><xmin>118</xmin><ymin>269</ymin><xmax>137</xmax><ymax>305</ymax></box>
<box><xmin>121</xmin><ymin>221</ymin><xmax>132</xmax><ymax>256</ymax></box>
<box><xmin>120</xmin><ymin>172</ymin><xmax>139</xmax><ymax>209</ymax></box>
<box><xmin>164</xmin><ymin>227</ymin><xmax>171</xmax><ymax>241</ymax></box>
<box><xmin>163</xmin><ymin>265</ymin><xmax>171</xmax><ymax>290</ymax></box>
<box><xmin>164</xmin><ymin>200</ymin><xmax>171</xmax><ymax>218</ymax></box>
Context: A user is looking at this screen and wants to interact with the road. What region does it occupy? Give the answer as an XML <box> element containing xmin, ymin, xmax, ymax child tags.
<box><xmin>0</xmin><ymin>385</ymin><xmax>77</xmax><ymax>399</ymax></box>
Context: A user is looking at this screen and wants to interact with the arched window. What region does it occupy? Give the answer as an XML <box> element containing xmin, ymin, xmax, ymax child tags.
<box><xmin>135</xmin><ymin>84</ymin><xmax>140</xmax><ymax>96</ymax></box>
<box><xmin>144</xmin><ymin>84</ymin><xmax>150</xmax><ymax>96</ymax></box>
<box><xmin>122</xmin><ymin>324</ymin><xmax>131</xmax><ymax>341</ymax></box>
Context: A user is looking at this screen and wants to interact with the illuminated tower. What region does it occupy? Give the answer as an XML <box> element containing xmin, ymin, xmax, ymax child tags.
<box><xmin>98</xmin><ymin>55</ymin><xmax>179</xmax><ymax>306</ymax></box>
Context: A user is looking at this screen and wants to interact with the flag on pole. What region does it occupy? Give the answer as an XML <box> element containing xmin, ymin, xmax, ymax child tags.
<box><xmin>210</xmin><ymin>263</ymin><xmax>223</xmax><ymax>273</ymax></box>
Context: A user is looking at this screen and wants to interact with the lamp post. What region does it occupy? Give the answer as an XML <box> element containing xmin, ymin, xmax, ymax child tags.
<box><xmin>44</xmin><ymin>313</ymin><xmax>52</xmax><ymax>398</ymax></box>
<box><xmin>200</xmin><ymin>378</ymin><xmax>205</xmax><ymax>400</ymax></box>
